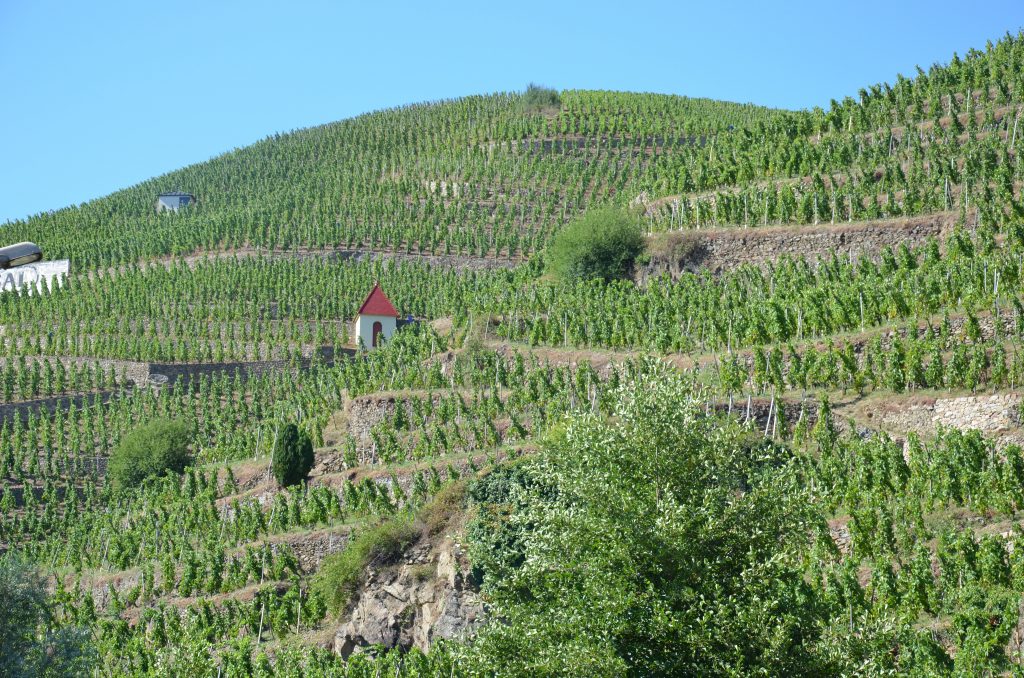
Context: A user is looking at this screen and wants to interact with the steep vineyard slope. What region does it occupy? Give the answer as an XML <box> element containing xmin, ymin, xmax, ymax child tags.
<box><xmin>2</xmin><ymin>93</ymin><xmax>790</xmax><ymax>267</ymax></box>
<box><xmin>7</xmin><ymin>29</ymin><xmax>1024</xmax><ymax>678</ymax></box>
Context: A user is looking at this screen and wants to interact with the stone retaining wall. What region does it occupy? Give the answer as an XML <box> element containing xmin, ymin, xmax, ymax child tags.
<box><xmin>181</xmin><ymin>247</ymin><xmax>520</xmax><ymax>273</ymax></box>
<box><xmin>0</xmin><ymin>347</ymin><xmax>357</xmax><ymax>424</ymax></box>
<box><xmin>934</xmin><ymin>394</ymin><xmax>1022</xmax><ymax>433</ymax></box>
<box><xmin>343</xmin><ymin>395</ymin><xmax>406</xmax><ymax>464</ymax></box>
<box><xmin>0</xmin><ymin>356</ymin><xmax>149</xmax><ymax>385</ymax></box>
<box><xmin>638</xmin><ymin>212</ymin><xmax>963</xmax><ymax>279</ymax></box>
<box><xmin>0</xmin><ymin>390</ymin><xmax>122</xmax><ymax>424</ymax></box>
<box><xmin>870</xmin><ymin>393</ymin><xmax>1024</xmax><ymax>447</ymax></box>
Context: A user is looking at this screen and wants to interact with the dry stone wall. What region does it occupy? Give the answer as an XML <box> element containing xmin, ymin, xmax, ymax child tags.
<box><xmin>0</xmin><ymin>355</ymin><xmax>149</xmax><ymax>388</ymax></box>
<box><xmin>0</xmin><ymin>390</ymin><xmax>123</xmax><ymax>426</ymax></box>
<box><xmin>869</xmin><ymin>393</ymin><xmax>1024</xmax><ymax>447</ymax></box>
<box><xmin>80</xmin><ymin>528</ymin><xmax>350</xmax><ymax>609</ymax></box>
<box><xmin>638</xmin><ymin>212</ymin><xmax>962</xmax><ymax>280</ymax></box>
<box><xmin>179</xmin><ymin>247</ymin><xmax>520</xmax><ymax>273</ymax></box>
<box><xmin>277</xmin><ymin>528</ymin><xmax>350</xmax><ymax>574</ymax></box>
<box><xmin>934</xmin><ymin>394</ymin><xmax>1022</xmax><ymax>434</ymax></box>
<box><xmin>341</xmin><ymin>395</ymin><xmax>402</xmax><ymax>465</ymax></box>
<box><xmin>0</xmin><ymin>348</ymin><xmax>357</xmax><ymax>425</ymax></box>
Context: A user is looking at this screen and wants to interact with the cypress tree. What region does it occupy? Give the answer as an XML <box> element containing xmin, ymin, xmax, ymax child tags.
<box><xmin>271</xmin><ymin>423</ymin><xmax>314</xmax><ymax>488</ymax></box>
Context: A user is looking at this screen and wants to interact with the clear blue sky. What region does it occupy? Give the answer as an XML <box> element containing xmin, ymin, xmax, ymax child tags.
<box><xmin>1</xmin><ymin>0</ymin><xmax>1021</xmax><ymax>224</ymax></box>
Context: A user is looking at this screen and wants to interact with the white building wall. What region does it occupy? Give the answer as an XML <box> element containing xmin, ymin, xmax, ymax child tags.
<box><xmin>156</xmin><ymin>195</ymin><xmax>192</xmax><ymax>212</ymax></box>
<box><xmin>0</xmin><ymin>260</ymin><xmax>70</xmax><ymax>295</ymax></box>
<box><xmin>354</xmin><ymin>314</ymin><xmax>397</xmax><ymax>349</ymax></box>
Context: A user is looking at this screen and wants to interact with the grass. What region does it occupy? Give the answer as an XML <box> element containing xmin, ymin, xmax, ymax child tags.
<box><xmin>312</xmin><ymin>516</ymin><xmax>420</xmax><ymax>616</ymax></box>
<box><xmin>311</xmin><ymin>480</ymin><xmax>471</xmax><ymax>616</ymax></box>
<box><xmin>419</xmin><ymin>479</ymin><xmax>468</xmax><ymax>536</ymax></box>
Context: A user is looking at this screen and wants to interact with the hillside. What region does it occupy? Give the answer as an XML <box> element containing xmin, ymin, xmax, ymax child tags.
<box><xmin>2</xmin><ymin>92</ymin><xmax>789</xmax><ymax>266</ymax></box>
<box><xmin>5</xmin><ymin>32</ymin><xmax>1024</xmax><ymax>677</ymax></box>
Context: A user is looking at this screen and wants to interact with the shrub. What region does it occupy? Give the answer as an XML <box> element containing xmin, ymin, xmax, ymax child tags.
<box><xmin>646</xmin><ymin>230</ymin><xmax>700</xmax><ymax>264</ymax></box>
<box><xmin>271</xmin><ymin>423</ymin><xmax>314</xmax><ymax>487</ymax></box>
<box><xmin>313</xmin><ymin>517</ymin><xmax>420</xmax><ymax>615</ymax></box>
<box><xmin>520</xmin><ymin>83</ymin><xmax>561</xmax><ymax>110</ymax></box>
<box><xmin>419</xmin><ymin>479</ymin><xmax>468</xmax><ymax>535</ymax></box>
<box><xmin>108</xmin><ymin>418</ymin><xmax>191</xmax><ymax>492</ymax></box>
<box><xmin>545</xmin><ymin>207</ymin><xmax>645</xmax><ymax>282</ymax></box>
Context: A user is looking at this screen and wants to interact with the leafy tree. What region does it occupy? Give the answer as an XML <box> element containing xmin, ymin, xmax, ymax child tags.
<box><xmin>107</xmin><ymin>418</ymin><xmax>191</xmax><ymax>492</ymax></box>
<box><xmin>545</xmin><ymin>208</ymin><xmax>645</xmax><ymax>283</ymax></box>
<box><xmin>271</xmin><ymin>423</ymin><xmax>314</xmax><ymax>488</ymax></box>
<box><xmin>466</xmin><ymin>366</ymin><xmax>836</xmax><ymax>675</ymax></box>
<box><xmin>0</xmin><ymin>556</ymin><xmax>95</xmax><ymax>677</ymax></box>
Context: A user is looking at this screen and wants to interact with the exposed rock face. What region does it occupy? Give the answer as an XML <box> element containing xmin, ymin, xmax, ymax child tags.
<box><xmin>333</xmin><ymin>538</ymin><xmax>484</xmax><ymax>657</ymax></box>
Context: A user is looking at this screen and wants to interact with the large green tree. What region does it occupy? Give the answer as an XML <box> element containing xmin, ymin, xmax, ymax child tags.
<box><xmin>107</xmin><ymin>418</ymin><xmax>191</xmax><ymax>492</ymax></box>
<box><xmin>466</xmin><ymin>366</ymin><xmax>835</xmax><ymax>676</ymax></box>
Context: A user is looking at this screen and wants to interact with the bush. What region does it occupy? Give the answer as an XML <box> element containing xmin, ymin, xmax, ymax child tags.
<box><xmin>313</xmin><ymin>517</ymin><xmax>420</xmax><ymax>615</ymax></box>
<box><xmin>520</xmin><ymin>83</ymin><xmax>561</xmax><ymax>110</ymax></box>
<box><xmin>646</xmin><ymin>230</ymin><xmax>699</xmax><ymax>264</ymax></box>
<box><xmin>465</xmin><ymin>368</ymin><xmax>835</xmax><ymax>675</ymax></box>
<box><xmin>271</xmin><ymin>423</ymin><xmax>314</xmax><ymax>487</ymax></box>
<box><xmin>419</xmin><ymin>479</ymin><xmax>468</xmax><ymax>535</ymax></box>
<box><xmin>108</xmin><ymin>418</ymin><xmax>191</xmax><ymax>492</ymax></box>
<box><xmin>545</xmin><ymin>207</ymin><xmax>645</xmax><ymax>282</ymax></box>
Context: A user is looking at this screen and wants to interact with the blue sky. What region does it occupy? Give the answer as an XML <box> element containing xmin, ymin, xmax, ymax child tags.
<box><xmin>1</xmin><ymin>0</ymin><xmax>1021</xmax><ymax>224</ymax></box>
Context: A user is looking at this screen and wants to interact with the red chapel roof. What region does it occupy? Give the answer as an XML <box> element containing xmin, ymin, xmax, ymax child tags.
<box><xmin>357</xmin><ymin>283</ymin><xmax>399</xmax><ymax>317</ymax></box>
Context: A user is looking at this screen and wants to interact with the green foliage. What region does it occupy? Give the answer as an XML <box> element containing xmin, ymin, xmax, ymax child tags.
<box><xmin>271</xmin><ymin>423</ymin><xmax>314</xmax><ymax>488</ymax></box>
<box><xmin>312</xmin><ymin>517</ymin><xmax>420</xmax><ymax>616</ymax></box>
<box><xmin>10</xmin><ymin>30</ymin><xmax>1024</xmax><ymax>675</ymax></box>
<box><xmin>545</xmin><ymin>207</ymin><xmax>645</xmax><ymax>282</ymax></box>
<box><xmin>520</xmin><ymin>83</ymin><xmax>561</xmax><ymax>110</ymax></box>
<box><xmin>0</xmin><ymin>556</ymin><xmax>95</xmax><ymax>677</ymax></box>
<box><xmin>107</xmin><ymin>417</ymin><xmax>191</xmax><ymax>492</ymax></box>
<box><xmin>466</xmin><ymin>366</ymin><xmax>832</xmax><ymax>675</ymax></box>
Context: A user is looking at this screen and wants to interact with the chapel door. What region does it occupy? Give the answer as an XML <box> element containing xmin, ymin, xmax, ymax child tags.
<box><xmin>372</xmin><ymin>321</ymin><xmax>383</xmax><ymax>347</ymax></box>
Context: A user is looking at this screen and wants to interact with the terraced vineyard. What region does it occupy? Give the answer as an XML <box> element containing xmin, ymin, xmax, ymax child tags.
<box><xmin>7</xmin><ymin>31</ymin><xmax>1024</xmax><ymax>677</ymax></box>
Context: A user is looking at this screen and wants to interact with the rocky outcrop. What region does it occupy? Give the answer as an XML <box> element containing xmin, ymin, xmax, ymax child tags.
<box><xmin>333</xmin><ymin>537</ymin><xmax>484</xmax><ymax>657</ymax></box>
